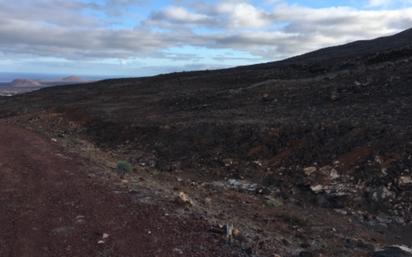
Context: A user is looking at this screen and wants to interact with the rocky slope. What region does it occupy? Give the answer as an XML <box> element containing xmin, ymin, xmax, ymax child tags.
<box><xmin>0</xmin><ymin>28</ymin><xmax>411</xmax><ymax>256</ymax></box>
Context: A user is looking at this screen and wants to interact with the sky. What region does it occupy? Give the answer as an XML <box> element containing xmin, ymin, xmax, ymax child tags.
<box><xmin>0</xmin><ymin>0</ymin><xmax>412</xmax><ymax>78</ymax></box>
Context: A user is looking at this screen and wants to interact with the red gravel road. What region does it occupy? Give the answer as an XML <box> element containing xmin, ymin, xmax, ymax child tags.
<box><xmin>0</xmin><ymin>124</ymin><xmax>241</xmax><ymax>257</ymax></box>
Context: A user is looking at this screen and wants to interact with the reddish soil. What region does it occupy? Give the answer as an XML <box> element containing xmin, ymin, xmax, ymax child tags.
<box><xmin>0</xmin><ymin>124</ymin><xmax>239</xmax><ymax>257</ymax></box>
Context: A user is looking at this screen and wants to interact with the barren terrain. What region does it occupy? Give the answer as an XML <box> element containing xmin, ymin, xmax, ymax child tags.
<box><xmin>0</xmin><ymin>123</ymin><xmax>245</xmax><ymax>257</ymax></box>
<box><xmin>0</xmin><ymin>29</ymin><xmax>412</xmax><ymax>256</ymax></box>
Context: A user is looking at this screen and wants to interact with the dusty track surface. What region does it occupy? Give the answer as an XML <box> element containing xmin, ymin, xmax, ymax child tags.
<box><xmin>0</xmin><ymin>124</ymin><xmax>238</xmax><ymax>257</ymax></box>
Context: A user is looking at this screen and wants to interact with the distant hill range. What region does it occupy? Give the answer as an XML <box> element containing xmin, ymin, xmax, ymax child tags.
<box><xmin>7</xmin><ymin>79</ymin><xmax>43</xmax><ymax>88</ymax></box>
<box><xmin>0</xmin><ymin>76</ymin><xmax>91</xmax><ymax>96</ymax></box>
<box><xmin>4</xmin><ymin>76</ymin><xmax>86</xmax><ymax>88</ymax></box>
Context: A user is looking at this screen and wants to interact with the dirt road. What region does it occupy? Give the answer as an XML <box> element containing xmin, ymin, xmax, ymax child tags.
<box><xmin>0</xmin><ymin>124</ymin><xmax>238</xmax><ymax>257</ymax></box>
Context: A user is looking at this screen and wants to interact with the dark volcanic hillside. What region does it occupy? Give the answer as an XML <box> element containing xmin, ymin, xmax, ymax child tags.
<box><xmin>284</xmin><ymin>28</ymin><xmax>412</xmax><ymax>63</ymax></box>
<box><xmin>1</xmin><ymin>29</ymin><xmax>412</xmax><ymax>235</ymax></box>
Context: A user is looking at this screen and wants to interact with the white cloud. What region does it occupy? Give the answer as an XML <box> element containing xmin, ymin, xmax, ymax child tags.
<box><xmin>1</xmin><ymin>0</ymin><xmax>412</xmax><ymax>70</ymax></box>
<box><xmin>149</xmin><ymin>6</ymin><xmax>211</xmax><ymax>26</ymax></box>
<box><xmin>369</xmin><ymin>0</ymin><xmax>391</xmax><ymax>6</ymax></box>
<box><xmin>159</xmin><ymin>6</ymin><xmax>210</xmax><ymax>23</ymax></box>
<box><xmin>214</xmin><ymin>2</ymin><xmax>270</xmax><ymax>28</ymax></box>
<box><xmin>368</xmin><ymin>0</ymin><xmax>412</xmax><ymax>6</ymax></box>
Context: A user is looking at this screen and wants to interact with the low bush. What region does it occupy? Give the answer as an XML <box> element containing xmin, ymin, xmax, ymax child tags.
<box><xmin>116</xmin><ymin>160</ymin><xmax>133</xmax><ymax>176</ymax></box>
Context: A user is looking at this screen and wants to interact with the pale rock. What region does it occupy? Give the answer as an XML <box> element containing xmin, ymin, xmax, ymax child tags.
<box><xmin>304</xmin><ymin>167</ymin><xmax>317</xmax><ymax>176</ymax></box>
<box><xmin>177</xmin><ymin>192</ymin><xmax>193</xmax><ymax>206</ymax></box>
<box><xmin>311</xmin><ymin>185</ymin><xmax>324</xmax><ymax>194</ymax></box>
<box><xmin>399</xmin><ymin>176</ymin><xmax>412</xmax><ymax>186</ymax></box>
<box><xmin>330</xmin><ymin>169</ymin><xmax>340</xmax><ymax>180</ymax></box>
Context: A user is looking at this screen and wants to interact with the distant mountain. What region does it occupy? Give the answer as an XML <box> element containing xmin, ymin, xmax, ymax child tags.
<box><xmin>0</xmin><ymin>76</ymin><xmax>93</xmax><ymax>96</ymax></box>
<box><xmin>8</xmin><ymin>79</ymin><xmax>43</xmax><ymax>88</ymax></box>
<box><xmin>3</xmin><ymin>76</ymin><xmax>89</xmax><ymax>88</ymax></box>
<box><xmin>60</xmin><ymin>76</ymin><xmax>83</xmax><ymax>83</ymax></box>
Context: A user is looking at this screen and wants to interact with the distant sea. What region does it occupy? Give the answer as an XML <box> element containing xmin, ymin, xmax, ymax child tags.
<box><xmin>0</xmin><ymin>72</ymin><xmax>107</xmax><ymax>83</ymax></box>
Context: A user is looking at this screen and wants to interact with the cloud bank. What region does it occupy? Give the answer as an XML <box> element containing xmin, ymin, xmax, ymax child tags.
<box><xmin>0</xmin><ymin>0</ymin><xmax>412</xmax><ymax>76</ymax></box>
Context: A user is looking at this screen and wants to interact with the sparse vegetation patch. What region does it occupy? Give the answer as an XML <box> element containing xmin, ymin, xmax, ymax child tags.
<box><xmin>116</xmin><ymin>160</ymin><xmax>133</xmax><ymax>176</ymax></box>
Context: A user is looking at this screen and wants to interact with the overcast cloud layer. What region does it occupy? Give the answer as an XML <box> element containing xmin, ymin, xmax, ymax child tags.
<box><xmin>1</xmin><ymin>0</ymin><xmax>412</xmax><ymax>77</ymax></box>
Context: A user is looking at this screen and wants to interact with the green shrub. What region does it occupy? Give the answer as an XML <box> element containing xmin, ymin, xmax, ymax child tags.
<box><xmin>116</xmin><ymin>160</ymin><xmax>133</xmax><ymax>175</ymax></box>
